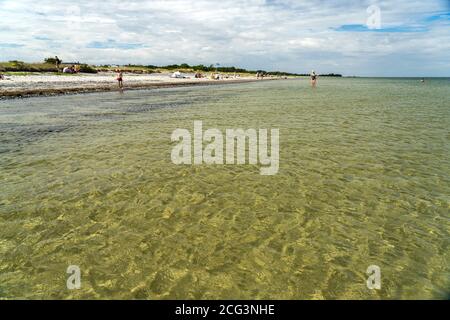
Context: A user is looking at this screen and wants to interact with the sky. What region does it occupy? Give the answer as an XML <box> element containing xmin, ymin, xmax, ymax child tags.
<box><xmin>1</xmin><ymin>0</ymin><xmax>449</xmax><ymax>76</ymax></box>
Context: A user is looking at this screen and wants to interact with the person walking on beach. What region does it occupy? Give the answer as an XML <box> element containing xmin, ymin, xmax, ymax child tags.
<box><xmin>310</xmin><ymin>70</ymin><xmax>317</xmax><ymax>88</ymax></box>
<box><xmin>116</xmin><ymin>69</ymin><xmax>123</xmax><ymax>89</ymax></box>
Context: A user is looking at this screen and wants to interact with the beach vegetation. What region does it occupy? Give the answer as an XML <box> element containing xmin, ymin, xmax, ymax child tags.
<box><xmin>0</xmin><ymin>59</ymin><xmax>340</xmax><ymax>77</ymax></box>
<box><xmin>0</xmin><ymin>61</ymin><xmax>55</xmax><ymax>72</ymax></box>
<box><xmin>44</xmin><ymin>57</ymin><xmax>58</xmax><ymax>64</ymax></box>
<box><xmin>0</xmin><ymin>61</ymin><xmax>98</xmax><ymax>74</ymax></box>
<box><xmin>78</xmin><ymin>64</ymin><xmax>97</xmax><ymax>74</ymax></box>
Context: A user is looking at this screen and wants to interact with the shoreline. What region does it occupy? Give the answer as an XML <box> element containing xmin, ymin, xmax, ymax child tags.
<box><xmin>0</xmin><ymin>74</ymin><xmax>281</xmax><ymax>100</ymax></box>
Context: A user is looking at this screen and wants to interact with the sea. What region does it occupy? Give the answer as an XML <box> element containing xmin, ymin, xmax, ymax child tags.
<box><xmin>0</xmin><ymin>77</ymin><xmax>449</xmax><ymax>299</ymax></box>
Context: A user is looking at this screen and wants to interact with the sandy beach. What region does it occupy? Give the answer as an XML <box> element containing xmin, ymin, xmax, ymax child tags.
<box><xmin>0</xmin><ymin>72</ymin><xmax>272</xmax><ymax>99</ymax></box>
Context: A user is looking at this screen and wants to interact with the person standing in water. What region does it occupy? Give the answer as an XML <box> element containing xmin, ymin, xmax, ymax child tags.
<box><xmin>116</xmin><ymin>69</ymin><xmax>123</xmax><ymax>89</ymax></box>
<box><xmin>310</xmin><ymin>70</ymin><xmax>317</xmax><ymax>88</ymax></box>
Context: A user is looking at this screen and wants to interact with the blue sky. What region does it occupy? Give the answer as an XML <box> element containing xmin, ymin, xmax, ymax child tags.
<box><xmin>1</xmin><ymin>0</ymin><xmax>449</xmax><ymax>76</ymax></box>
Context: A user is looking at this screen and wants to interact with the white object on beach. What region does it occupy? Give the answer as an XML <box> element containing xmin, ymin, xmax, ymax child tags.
<box><xmin>171</xmin><ymin>71</ymin><xmax>184</xmax><ymax>78</ymax></box>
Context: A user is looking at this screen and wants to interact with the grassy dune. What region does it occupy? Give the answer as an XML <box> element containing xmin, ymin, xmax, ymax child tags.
<box><xmin>0</xmin><ymin>61</ymin><xmax>58</xmax><ymax>73</ymax></box>
<box><xmin>0</xmin><ymin>61</ymin><xmax>97</xmax><ymax>74</ymax></box>
<box><xmin>0</xmin><ymin>61</ymin><xmax>299</xmax><ymax>77</ymax></box>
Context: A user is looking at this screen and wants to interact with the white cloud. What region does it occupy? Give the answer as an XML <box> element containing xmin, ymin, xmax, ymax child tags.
<box><xmin>0</xmin><ymin>0</ymin><xmax>449</xmax><ymax>76</ymax></box>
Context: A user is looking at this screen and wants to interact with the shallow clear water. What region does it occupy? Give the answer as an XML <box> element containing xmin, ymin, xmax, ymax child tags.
<box><xmin>0</xmin><ymin>78</ymin><xmax>449</xmax><ymax>299</ymax></box>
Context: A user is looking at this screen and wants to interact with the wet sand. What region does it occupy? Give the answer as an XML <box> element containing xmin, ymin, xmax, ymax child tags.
<box><xmin>0</xmin><ymin>72</ymin><xmax>275</xmax><ymax>99</ymax></box>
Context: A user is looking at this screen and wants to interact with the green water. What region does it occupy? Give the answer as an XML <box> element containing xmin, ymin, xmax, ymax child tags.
<box><xmin>0</xmin><ymin>78</ymin><xmax>449</xmax><ymax>299</ymax></box>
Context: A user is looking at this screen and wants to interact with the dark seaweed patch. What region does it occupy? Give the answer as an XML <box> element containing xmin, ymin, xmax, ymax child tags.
<box><xmin>123</xmin><ymin>101</ymin><xmax>190</xmax><ymax>114</ymax></box>
<box><xmin>0</xmin><ymin>124</ymin><xmax>74</xmax><ymax>153</ymax></box>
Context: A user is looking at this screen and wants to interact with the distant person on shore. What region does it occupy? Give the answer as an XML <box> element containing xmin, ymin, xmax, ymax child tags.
<box><xmin>63</xmin><ymin>65</ymin><xmax>76</xmax><ymax>74</ymax></box>
<box><xmin>116</xmin><ymin>69</ymin><xmax>123</xmax><ymax>89</ymax></box>
<box><xmin>310</xmin><ymin>70</ymin><xmax>317</xmax><ymax>88</ymax></box>
<box><xmin>55</xmin><ymin>56</ymin><xmax>62</xmax><ymax>72</ymax></box>
<box><xmin>0</xmin><ymin>73</ymin><xmax>4</xmax><ymax>80</ymax></box>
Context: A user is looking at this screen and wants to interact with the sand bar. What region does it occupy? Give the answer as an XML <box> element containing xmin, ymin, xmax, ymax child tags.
<box><xmin>0</xmin><ymin>72</ymin><xmax>277</xmax><ymax>99</ymax></box>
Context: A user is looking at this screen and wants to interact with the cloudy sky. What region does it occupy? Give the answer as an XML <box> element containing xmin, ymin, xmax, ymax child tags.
<box><xmin>1</xmin><ymin>0</ymin><xmax>449</xmax><ymax>76</ymax></box>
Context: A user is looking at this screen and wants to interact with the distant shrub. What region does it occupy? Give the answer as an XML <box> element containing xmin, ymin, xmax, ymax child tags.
<box><xmin>44</xmin><ymin>57</ymin><xmax>58</xmax><ymax>64</ymax></box>
<box><xmin>193</xmin><ymin>64</ymin><xmax>211</xmax><ymax>72</ymax></box>
<box><xmin>8</xmin><ymin>60</ymin><xmax>25</xmax><ymax>68</ymax></box>
<box><xmin>163</xmin><ymin>64</ymin><xmax>180</xmax><ymax>70</ymax></box>
<box><xmin>78</xmin><ymin>64</ymin><xmax>97</xmax><ymax>73</ymax></box>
